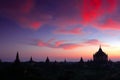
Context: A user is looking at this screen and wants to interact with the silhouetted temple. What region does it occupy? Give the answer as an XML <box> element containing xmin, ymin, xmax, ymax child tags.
<box><xmin>93</xmin><ymin>46</ymin><xmax>108</xmax><ymax>63</ymax></box>
<box><xmin>64</xmin><ymin>59</ymin><xmax>67</xmax><ymax>63</ymax></box>
<box><xmin>45</xmin><ymin>57</ymin><xmax>50</xmax><ymax>63</ymax></box>
<box><xmin>79</xmin><ymin>57</ymin><xmax>84</xmax><ymax>63</ymax></box>
<box><xmin>29</xmin><ymin>56</ymin><xmax>34</xmax><ymax>63</ymax></box>
<box><xmin>14</xmin><ymin>52</ymin><xmax>20</xmax><ymax>64</ymax></box>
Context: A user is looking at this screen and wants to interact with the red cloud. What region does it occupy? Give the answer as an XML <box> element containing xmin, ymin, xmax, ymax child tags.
<box><xmin>30</xmin><ymin>22</ymin><xmax>42</xmax><ymax>30</ymax></box>
<box><xmin>107</xmin><ymin>0</ymin><xmax>117</xmax><ymax>12</ymax></box>
<box><xmin>60</xmin><ymin>44</ymin><xmax>81</xmax><ymax>50</ymax></box>
<box><xmin>94</xmin><ymin>19</ymin><xmax>120</xmax><ymax>30</ymax></box>
<box><xmin>35</xmin><ymin>39</ymin><xmax>80</xmax><ymax>50</ymax></box>
<box><xmin>37</xmin><ymin>40</ymin><xmax>48</xmax><ymax>47</ymax></box>
<box><xmin>0</xmin><ymin>0</ymin><xmax>43</xmax><ymax>30</ymax></box>
<box><xmin>79</xmin><ymin>0</ymin><xmax>120</xmax><ymax>31</ymax></box>
<box><xmin>54</xmin><ymin>27</ymin><xmax>83</xmax><ymax>35</ymax></box>
<box><xmin>55</xmin><ymin>40</ymin><xmax>65</xmax><ymax>47</ymax></box>
<box><xmin>34</xmin><ymin>38</ymin><xmax>110</xmax><ymax>50</ymax></box>
<box><xmin>83</xmin><ymin>39</ymin><xmax>109</xmax><ymax>47</ymax></box>
<box><xmin>19</xmin><ymin>17</ymin><xmax>42</xmax><ymax>30</ymax></box>
<box><xmin>81</xmin><ymin>0</ymin><xmax>117</xmax><ymax>22</ymax></box>
<box><xmin>82</xmin><ymin>0</ymin><xmax>102</xmax><ymax>22</ymax></box>
<box><xmin>0</xmin><ymin>0</ymin><xmax>119</xmax><ymax>32</ymax></box>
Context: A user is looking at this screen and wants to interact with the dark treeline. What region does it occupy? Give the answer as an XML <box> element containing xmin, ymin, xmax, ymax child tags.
<box><xmin>1</xmin><ymin>61</ymin><xmax>120</xmax><ymax>80</ymax></box>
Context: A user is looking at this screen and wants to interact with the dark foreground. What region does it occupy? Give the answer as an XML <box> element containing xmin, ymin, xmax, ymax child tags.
<box><xmin>0</xmin><ymin>62</ymin><xmax>120</xmax><ymax>80</ymax></box>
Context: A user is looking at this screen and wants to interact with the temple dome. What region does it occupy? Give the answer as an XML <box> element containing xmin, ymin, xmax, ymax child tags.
<box><xmin>93</xmin><ymin>46</ymin><xmax>108</xmax><ymax>63</ymax></box>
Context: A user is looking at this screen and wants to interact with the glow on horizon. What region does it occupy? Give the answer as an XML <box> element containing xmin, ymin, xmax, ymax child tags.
<box><xmin>1</xmin><ymin>45</ymin><xmax>120</xmax><ymax>62</ymax></box>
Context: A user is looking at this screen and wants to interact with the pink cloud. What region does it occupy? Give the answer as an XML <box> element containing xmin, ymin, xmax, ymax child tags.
<box><xmin>0</xmin><ymin>0</ymin><xmax>43</xmax><ymax>30</ymax></box>
<box><xmin>29</xmin><ymin>22</ymin><xmax>42</xmax><ymax>30</ymax></box>
<box><xmin>54</xmin><ymin>27</ymin><xmax>83</xmax><ymax>35</ymax></box>
<box><xmin>81</xmin><ymin>0</ymin><xmax>117</xmax><ymax>22</ymax></box>
<box><xmin>49</xmin><ymin>0</ymin><xmax>119</xmax><ymax>33</ymax></box>
<box><xmin>94</xmin><ymin>19</ymin><xmax>120</xmax><ymax>30</ymax></box>
<box><xmin>34</xmin><ymin>38</ymin><xmax>110</xmax><ymax>50</ymax></box>
<box><xmin>55</xmin><ymin>40</ymin><xmax>65</xmax><ymax>47</ymax></box>
<box><xmin>78</xmin><ymin>0</ymin><xmax>120</xmax><ymax>31</ymax></box>
<box><xmin>60</xmin><ymin>44</ymin><xmax>81</xmax><ymax>50</ymax></box>
<box><xmin>18</xmin><ymin>17</ymin><xmax>43</xmax><ymax>30</ymax></box>
<box><xmin>37</xmin><ymin>40</ymin><xmax>48</xmax><ymax>47</ymax></box>
<box><xmin>82</xmin><ymin>0</ymin><xmax>102</xmax><ymax>22</ymax></box>
<box><xmin>35</xmin><ymin>39</ymin><xmax>80</xmax><ymax>49</ymax></box>
<box><xmin>107</xmin><ymin>0</ymin><xmax>117</xmax><ymax>12</ymax></box>
<box><xmin>83</xmin><ymin>39</ymin><xmax>110</xmax><ymax>47</ymax></box>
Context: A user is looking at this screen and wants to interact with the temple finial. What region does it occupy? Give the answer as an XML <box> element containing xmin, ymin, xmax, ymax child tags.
<box><xmin>98</xmin><ymin>45</ymin><xmax>103</xmax><ymax>52</ymax></box>
<box><xmin>99</xmin><ymin>45</ymin><xmax>101</xmax><ymax>49</ymax></box>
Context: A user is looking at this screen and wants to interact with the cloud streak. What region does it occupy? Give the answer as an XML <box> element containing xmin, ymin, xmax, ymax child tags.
<box><xmin>32</xmin><ymin>38</ymin><xmax>110</xmax><ymax>50</ymax></box>
<box><xmin>83</xmin><ymin>39</ymin><xmax>109</xmax><ymax>47</ymax></box>
<box><xmin>54</xmin><ymin>27</ymin><xmax>83</xmax><ymax>35</ymax></box>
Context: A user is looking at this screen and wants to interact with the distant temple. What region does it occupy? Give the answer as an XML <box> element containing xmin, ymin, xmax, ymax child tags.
<box><xmin>64</xmin><ymin>59</ymin><xmax>67</xmax><ymax>63</ymax></box>
<box><xmin>45</xmin><ymin>57</ymin><xmax>50</xmax><ymax>63</ymax></box>
<box><xmin>14</xmin><ymin>52</ymin><xmax>20</xmax><ymax>64</ymax></box>
<box><xmin>93</xmin><ymin>46</ymin><xmax>108</xmax><ymax>63</ymax></box>
<box><xmin>29</xmin><ymin>56</ymin><xmax>34</xmax><ymax>63</ymax></box>
<box><xmin>79</xmin><ymin>57</ymin><xmax>84</xmax><ymax>63</ymax></box>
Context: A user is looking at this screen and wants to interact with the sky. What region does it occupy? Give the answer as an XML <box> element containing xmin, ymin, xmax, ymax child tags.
<box><xmin>0</xmin><ymin>0</ymin><xmax>120</xmax><ymax>62</ymax></box>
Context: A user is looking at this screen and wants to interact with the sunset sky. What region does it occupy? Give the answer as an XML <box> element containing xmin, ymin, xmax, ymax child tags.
<box><xmin>0</xmin><ymin>0</ymin><xmax>120</xmax><ymax>62</ymax></box>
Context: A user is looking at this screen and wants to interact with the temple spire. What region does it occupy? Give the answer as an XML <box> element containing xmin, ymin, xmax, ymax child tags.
<box><xmin>98</xmin><ymin>45</ymin><xmax>103</xmax><ymax>52</ymax></box>
<box><xmin>80</xmin><ymin>57</ymin><xmax>84</xmax><ymax>63</ymax></box>
<box><xmin>14</xmin><ymin>52</ymin><xmax>20</xmax><ymax>64</ymax></box>
<box><xmin>64</xmin><ymin>59</ymin><xmax>67</xmax><ymax>63</ymax></box>
<box><xmin>45</xmin><ymin>57</ymin><xmax>50</xmax><ymax>63</ymax></box>
<box><xmin>29</xmin><ymin>56</ymin><xmax>34</xmax><ymax>63</ymax></box>
<box><xmin>100</xmin><ymin>45</ymin><xmax>101</xmax><ymax>49</ymax></box>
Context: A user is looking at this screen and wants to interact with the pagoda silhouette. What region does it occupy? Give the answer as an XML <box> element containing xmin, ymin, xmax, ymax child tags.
<box><xmin>14</xmin><ymin>52</ymin><xmax>20</xmax><ymax>64</ymax></box>
<box><xmin>45</xmin><ymin>57</ymin><xmax>50</xmax><ymax>63</ymax></box>
<box><xmin>93</xmin><ymin>45</ymin><xmax>108</xmax><ymax>63</ymax></box>
<box><xmin>79</xmin><ymin>57</ymin><xmax>84</xmax><ymax>63</ymax></box>
<box><xmin>29</xmin><ymin>56</ymin><xmax>34</xmax><ymax>63</ymax></box>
